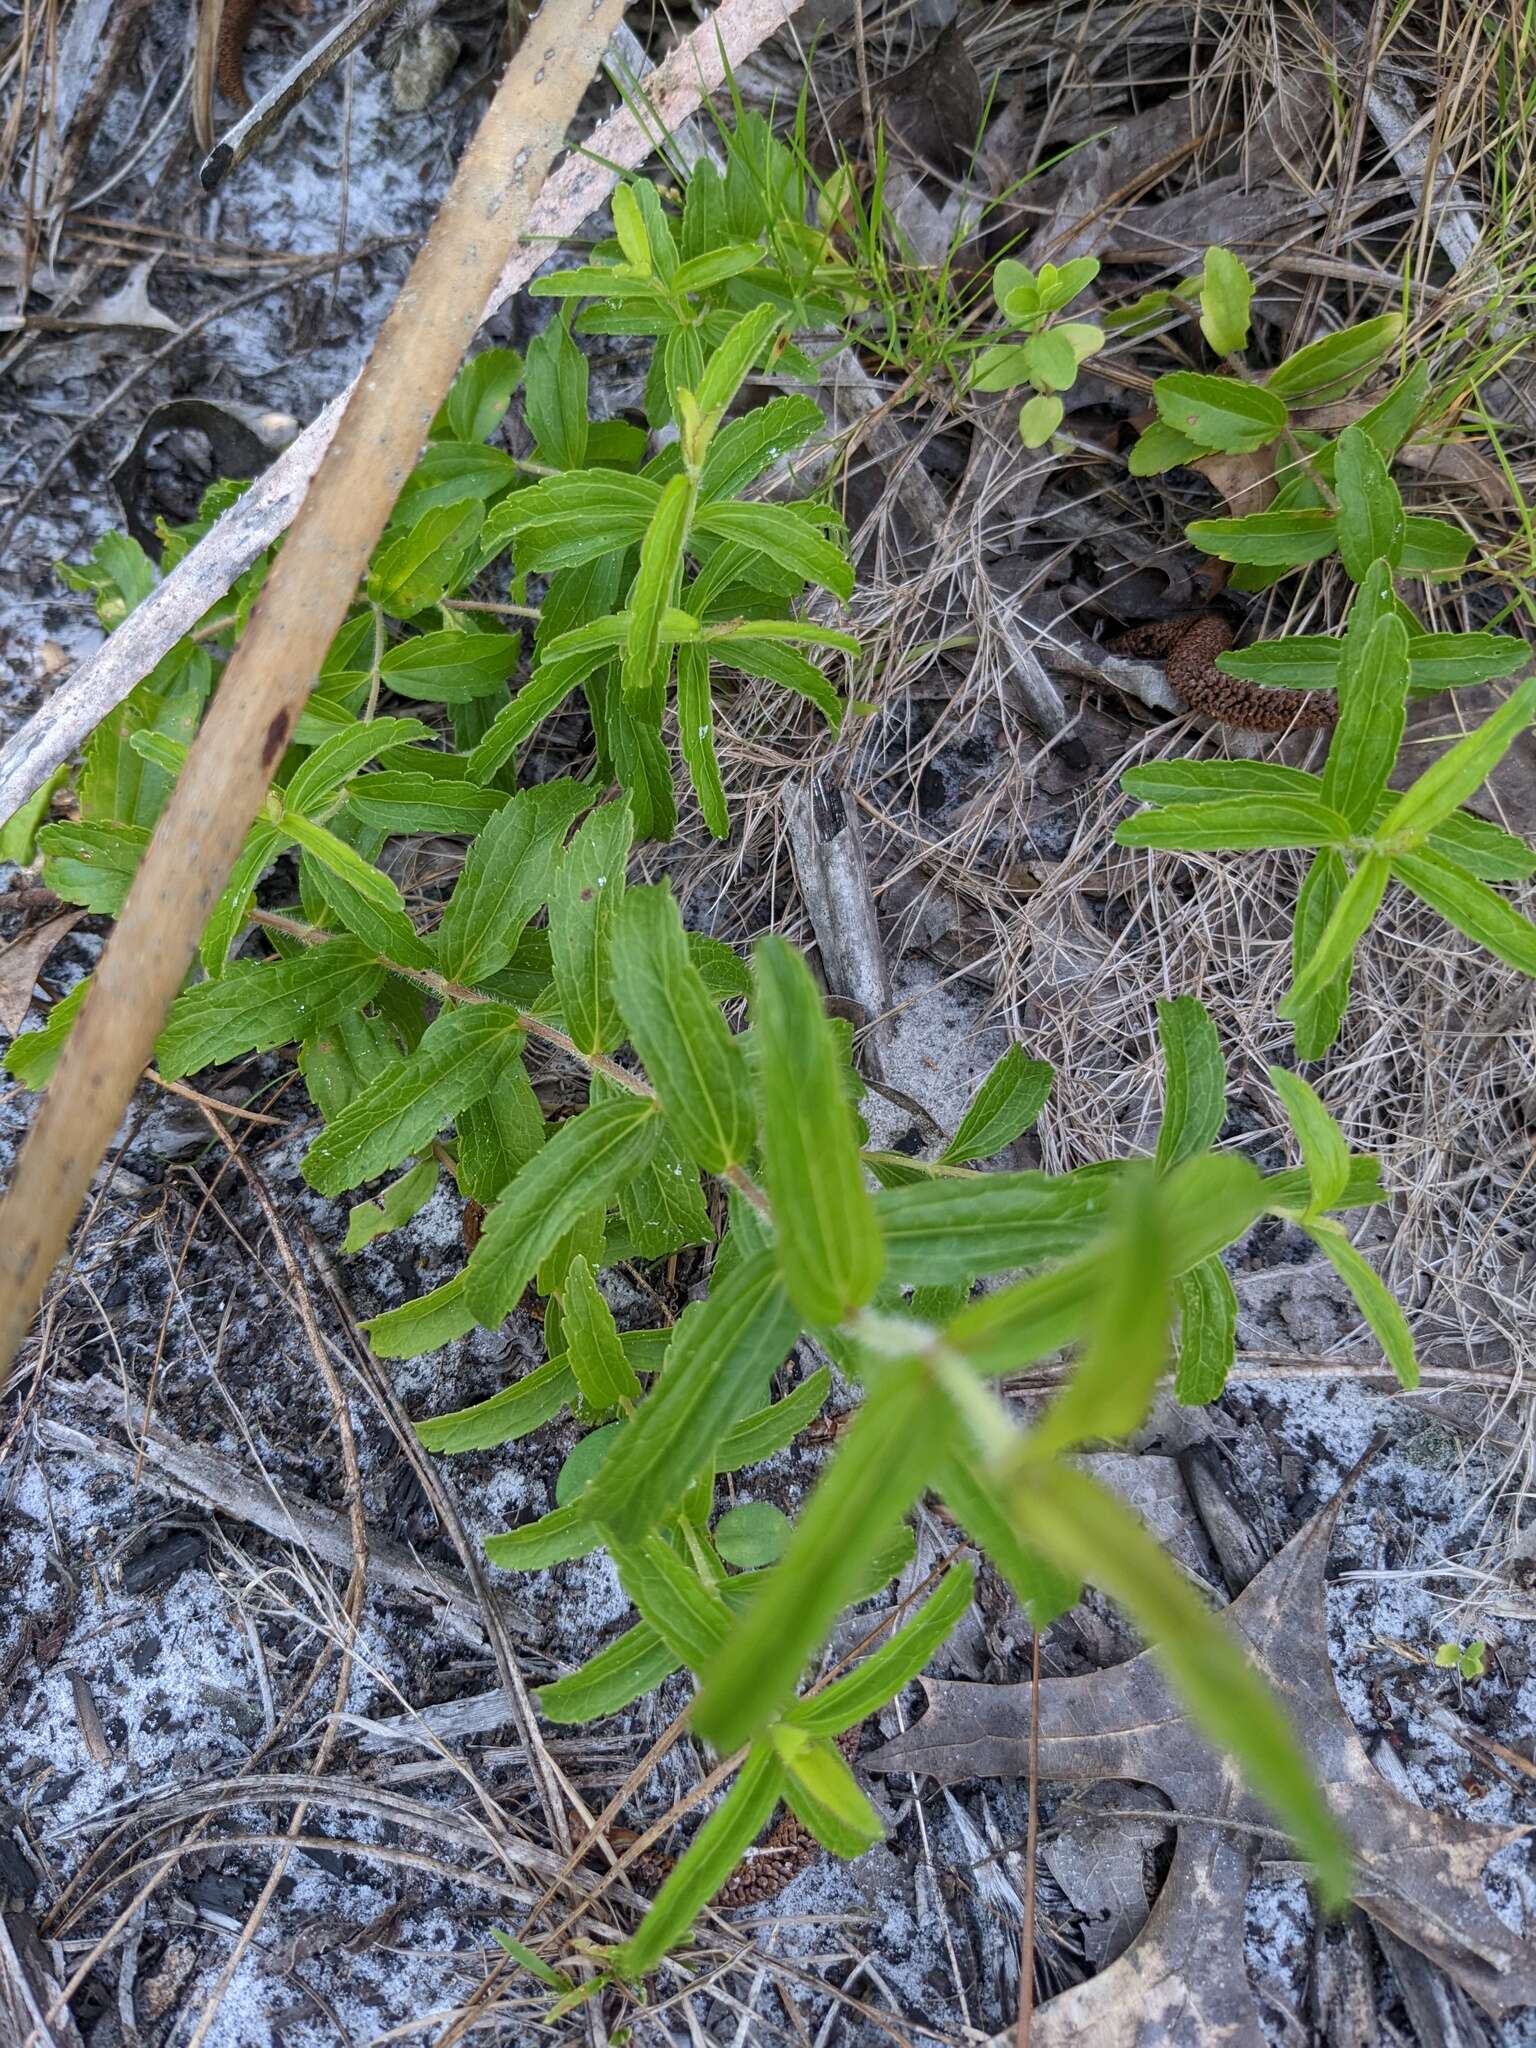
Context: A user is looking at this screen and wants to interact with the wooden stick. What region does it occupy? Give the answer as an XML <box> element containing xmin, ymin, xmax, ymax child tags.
<box><xmin>0</xmin><ymin>0</ymin><xmax>628</xmax><ymax>1383</ymax></box>
<box><xmin>0</xmin><ymin>0</ymin><xmax>799</xmax><ymax>829</ymax></box>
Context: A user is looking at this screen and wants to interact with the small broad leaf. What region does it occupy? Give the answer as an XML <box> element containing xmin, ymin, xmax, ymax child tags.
<box><xmin>1279</xmin><ymin>854</ymin><xmax>1390</xmax><ymax>1020</ymax></box>
<box><xmin>715</xmin><ymin>1502</ymin><xmax>791</xmax><ymax>1568</ymax></box>
<box><xmin>1267</xmin><ymin>1067</ymin><xmax>1350</xmax><ymax>1218</ymax></box>
<box><xmin>342</xmin><ymin>1155</ymin><xmax>440</xmax><ymax>1252</ymax></box>
<box><xmin>1173</xmin><ymin>1256</ymin><xmax>1237</xmax><ymax>1405</ymax></box>
<box><xmin>1303</xmin><ymin>1216</ymin><xmax>1418</xmax><ymax>1389</ymax></box>
<box><xmin>302</xmin><ymin>1003</ymin><xmax>525</xmax><ymax>1197</ymax></box>
<box><xmin>753</xmin><ymin>937</ymin><xmax>885</xmax><ymax>1324</ymax></box>
<box><xmin>1334</xmin><ymin>429</ymin><xmax>1405</xmax><ymax>579</ymax></box>
<box><xmin>1377</xmin><ymin>677</ymin><xmax>1536</xmax><ymax>848</ymax></box>
<box><xmin>1002</xmin><ymin>1457</ymin><xmax>1352</xmax><ymax>1908</ymax></box>
<box><xmin>1153</xmin><ymin>996</ymin><xmax>1227</xmax><ymax>1174</ymax></box>
<box><xmin>1198</xmin><ymin>246</ymin><xmax>1253</xmax><ymax>355</ymax></box>
<box><xmin>547</xmin><ymin>799</ymin><xmax>633</xmax><ymax>1055</ymax></box>
<box><xmin>464</xmin><ymin>1092</ymin><xmax>661</xmax><ymax>1326</ymax></box>
<box><xmin>610</xmin><ymin>884</ymin><xmax>755</xmax><ymax>1173</ymax></box>
<box><xmin>1018</xmin><ymin>329</ymin><xmax>1079</xmax><ymax>392</ymax></box>
<box><xmin>562</xmin><ymin>1256</ymin><xmax>641</xmax><ymax>1410</ymax></box>
<box><xmin>790</xmin><ymin>1562</ymin><xmax>976</xmax><ymax>1736</ymax></box>
<box><xmin>699</xmin><ymin>394</ymin><xmax>824</xmax><ymax>504</ymax></box>
<box><xmin>588</xmin><ymin>1250</ymin><xmax>800</xmax><ymax>1546</ymax></box>
<box><xmin>940</xmin><ymin>1045</ymin><xmax>1054</xmax><ymax>1165</ymax></box>
<box><xmin>435</xmin><ymin>347</ymin><xmax>522</xmax><ymax>443</ymax></box>
<box><xmin>610</xmin><ymin>1746</ymin><xmax>786</xmax><ymax>1979</ymax></box>
<box><xmin>1264</xmin><ymin>313</ymin><xmax>1403</xmax><ymax>405</ymax></box>
<box><xmin>1128</xmin><ymin>420</ymin><xmax>1202</xmax><ymax>476</ymax></box>
<box><xmin>1399</xmin><ymin>516</ymin><xmax>1473</xmax><ymax>576</ymax></box>
<box><xmin>156</xmin><ymin>941</ymin><xmax>384</xmax><ymax>1081</ymax></box>
<box><xmin>286</xmin><ymin>814</ymin><xmax>430</xmax><ymax>968</ymax></box>
<box><xmin>1018</xmin><ymin>394</ymin><xmax>1065</xmax><ymax>447</ymax></box>
<box><xmin>1154</xmin><ymin>372</ymin><xmax>1288</xmax><ymax>454</ymax></box>
<box><xmin>555</xmin><ymin>1419</ymin><xmax>626</xmax><ymax>1506</ymax></box>
<box><xmin>695</xmin><ymin>1353</ymin><xmax>936</xmax><ymax>1754</ymax></box>
<box><xmin>969</xmin><ymin>341</ymin><xmax>1034</xmax><ymax>393</ymax></box>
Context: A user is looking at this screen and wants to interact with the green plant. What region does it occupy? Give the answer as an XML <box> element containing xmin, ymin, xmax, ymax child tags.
<box><xmin>967</xmin><ymin>255</ymin><xmax>1104</xmax><ymax>446</ymax></box>
<box><xmin>1115</xmin><ymin>248</ymin><xmax>1536</xmax><ymax>1057</ymax></box>
<box><xmin>1434</xmin><ymin>1639</ymin><xmax>1488</xmax><ymax>1680</ymax></box>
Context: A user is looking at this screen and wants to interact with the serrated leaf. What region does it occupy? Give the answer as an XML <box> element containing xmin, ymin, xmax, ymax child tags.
<box><xmin>485</xmin><ymin>1499</ymin><xmax>598</xmax><ymax>1569</ymax></box>
<box><xmin>692</xmin><ymin>303</ymin><xmax>783</xmax><ymax>424</ymax></box>
<box><xmin>610</xmin><ymin>1120</ymin><xmax>711</xmax><ymax>1260</ymax></box>
<box><xmin>456</xmin><ymin>1058</ymin><xmax>545</xmax><ymax>1204</ymax></box>
<box><xmin>1153</xmin><ymin>996</ymin><xmax>1226</xmax><ymax>1173</ymax></box>
<box><xmin>1154</xmin><ymin>373</ymin><xmax>1287</xmax><ymax>454</ymax></box>
<box><xmin>464</xmin><ymin>1092</ymin><xmax>661</xmax><ymax>1325</ymax></box>
<box><xmin>1173</xmin><ymin>1256</ymin><xmax>1237</xmax><ymax>1404</ymax></box>
<box><xmin>610</xmin><ymin>884</ymin><xmax>754</xmax><ymax>1173</ymax></box>
<box><xmin>156</xmin><ymin>941</ymin><xmax>385</xmax><ymax>1080</ymax></box>
<box><xmin>695</xmin><ymin>1354</ymin><xmax>935</xmax><ymax>1753</ymax></box>
<box><xmin>367</xmin><ymin>499</ymin><xmax>483</xmax><ymax>617</ymax></box>
<box><xmin>1303</xmin><ymin>1216</ymin><xmax>1417</xmax><ymax>1389</ymax></box>
<box><xmin>790</xmin><ymin>1562</ymin><xmax>975</xmax><ymax>1736</ymax></box>
<box><xmin>699</xmin><ymin>394</ymin><xmax>824</xmax><ymax>503</ymax></box>
<box><xmin>691</xmin><ymin>500</ymin><xmax>854</xmax><ymax>602</ymax></box>
<box><xmin>1334</xmin><ymin>429</ymin><xmax>1405</xmax><ymax>579</ymax></box>
<box><xmin>38</xmin><ymin>820</ymin><xmax>150</xmax><ymax>915</ymax></box>
<box><xmin>378</xmin><ymin>630</ymin><xmax>519</xmax><ymax>702</ymax></box>
<box><xmin>752</xmin><ymin>937</ymin><xmax>884</xmax><ymax>1324</ymax></box>
<box><xmin>1128</xmin><ymin>419</ymin><xmax>1202</xmax><ymax>476</ymax></box>
<box><xmin>200</xmin><ymin>819</ymin><xmax>285</xmax><ymax>975</ymax></box>
<box><xmin>1198</xmin><ymin>245</ymin><xmax>1252</xmax><ymax>354</ymax></box>
<box><xmin>1186</xmin><ymin>510</ymin><xmax>1338</xmax><ymax>568</ymax></box>
<box><xmin>877</xmin><ymin>1166</ymin><xmax>1115</xmax><ymax>1285</ymax></box>
<box><xmin>546</xmin><ymin>800</ymin><xmax>632</xmax><ymax>1054</ymax></box>
<box><xmin>711</xmin><ymin>634</ymin><xmax>843</xmax><ymax>727</ymax></box>
<box><xmin>524</xmin><ymin>319</ymin><xmax>589</xmax><ymax>469</ymax></box>
<box><xmin>939</xmin><ymin>1046</ymin><xmax>1053</xmax><ymax>1166</ymax></box>
<box><xmin>2</xmin><ymin>974</ymin><xmax>91</xmax><ymax>1090</ymax></box>
<box><xmin>344</xmin><ymin>771</ymin><xmax>504</xmax><ymax>837</ymax></box>
<box><xmin>589</xmin><ymin>1251</ymin><xmax>799</xmax><ymax>1545</ymax></box>
<box><xmin>562</xmin><ymin>1255</ymin><xmax>641</xmax><ymax>1409</ymax></box>
<box><xmin>437</xmin><ymin>779</ymin><xmax>584</xmax><ymax>984</ymax></box>
<box><xmin>302</xmin><ymin>1002</ymin><xmax>524</xmax><ymax>1196</ymax></box>
<box><xmin>361</xmin><ymin>1270</ymin><xmax>477</xmax><ymax>1358</ymax></box>
<box><xmin>342</xmin><ymin>1154</ymin><xmax>440</xmax><ymax>1252</ymax></box>
<box><xmin>1264</xmin><ymin>313</ymin><xmax>1403</xmax><ymax>405</ymax></box>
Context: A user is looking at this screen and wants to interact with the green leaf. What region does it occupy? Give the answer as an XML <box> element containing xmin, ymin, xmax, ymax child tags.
<box><xmin>457</xmin><ymin>1059</ymin><xmax>545</xmax><ymax>1204</ymax></box>
<box><xmin>284</xmin><ymin>813</ymin><xmax>431</xmax><ymax>968</ymax></box>
<box><xmin>562</xmin><ymin>1255</ymin><xmax>641</xmax><ymax>1409</ymax></box>
<box><xmin>1268</xmin><ymin>1066</ymin><xmax>1350</xmax><ymax>1218</ymax></box>
<box><xmin>1403</xmin><ymin>632</ymin><xmax>1531</xmax><ymax>694</ymax></box>
<box><xmin>715</xmin><ymin>1502</ymin><xmax>791</xmax><ymax>1568</ymax></box>
<box><xmin>1390</xmin><ymin>847</ymin><xmax>1536</xmax><ymax>976</ymax></box>
<box><xmin>281</xmin><ymin>716</ymin><xmax>430</xmax><ymax>817</ymax></box>
<box><xmin>485</xmin><ymin>1499</ymin><xmax>597</xmax><ymax>1569</ymax></box>
<box><xmin>367</xmin><ymin>500</ymin><xmax>483</xmax><ymax>617</ymax></box>
<box><xmin>1154</xmin><ymin>372</ymin><xmax>1288</xmax><ymax>454</ymax></box>
<box><xmin>1153</xmin><ymin>996</ymin><xmax>1227</xmax><ymax>1173</ymax></box>
<box><xmin>156</xmin><ymin>941</ymin><xmax>385</xmax><ymax>1081</ymax></box>
<box><xmin>938</xmin><ymin>1454</ymin><xmax>1080</xmax><ymax>1624</ymax></box>
<box><xmin>0</xmin><ymin>765</ymin><xmax>65</xmax><ymax>865</ymax></box>
<box><xmin>362</xmin><ymin>1270</ymin><xmax>477</xmax><ymax>1357</ymax></box>
<box><xmin>3</xmin><ymin>974</ymin><xmax>91</xmax><ymax>1090</ymax></box>
<box><xmin>716</xmin><ymin>1365</ymin><xmax>831</xmax><ymax>1471</ymax></box>
<box><xmin>1117</xmin><ymin>795</ymin><xmax>1351</xmax><ymax>851</ymax></box>
<box><xmin>691</xmin><ymin>500</ymin><xmax>854</xmax><ymax>602</ymax></box>
<box><xmin>1321</xmin><ymin>610</ymin><xmax>1410</xmax><ymax>831</ymax></box>
<box><xmin>1188</xmin><ymin>509</ymin><xmax>1341</xmax><ymax>569</ymax></box>
<box><xmin>546</xmin><ymin>800</ymin><xmax>632</xmax><ymax>1054</ymax></box>
<box><xmin>342</xmin><ymin>1155</ymin><xmax>440</xmax><ymax>1251</ymax></box>
<box><xmin>752</xmin><ymin>936</ymin><xmax>884</xmax><ymax>1324</ymax></box>
<box><xmin>79</xmin><ymin>643</ymin><xmax>210</xmax><ymax>830</ymax></box>
<box><xmin>343</xmin><ymin>771</ymin><xmax>504</xmax><ymax>837</ymax></box>
<box><xmin>524</xmin><ymin>319</ymin><xmax>589</xmax><ymax>469</ymax></box>
<box><xmin>464</xmin><ymin>1093</ymin><xmax>660</xmax><ymax>1325</ymax></box>
<box><xmin>302</xmin><ymin>1002</ymin><xmax>524</xmax><ymax>1196</ymax></box>
<box><xmin>692</xmin><ymin>304</ymin><xmax>784</xmax><ymax>426</ymax></box>
<box><xmin>610</xmin><ymin>1746</ymin><xmax>786</xmax><ymax>1979</ymax></box>
<box><xmin>970</xmin><ymin>341</ymin><xmax>1035</xmax><ymax>393</ymax></box>
<box><xmin>1173</xmin><ymin>1256</ymin><xmax>1237</xmax><ymax>1404</ymax></box>
<box><xmin>939</xmin><ymin>1046</ymin><xmax>1054</xmax><ymax>1165</ymax></box>
<box><xmin>1004</xmin><ymin>1458</ymin><xmax>1352</xmax><ymax>1908</ymax></box>
<box><xmin>624</xmin><ymin>474</ymin><xmax>691</xmax><ymax>697</ymax></box>
<box><xmin>589</xmin><ymin>1251</ymin><xmax>800</xmax><ymax>1545</ymax></box>
<box><xmin>672</xmin><ymin>243</ymin><xmax>768</xmax><ymax>293</ymax></box>
<box><xmin>1281</xmin><ymin>853</ymin><xmax>1389</xmax><ymax>1019</ymax></box>
<box><xmin>1377</xmin><ymin>677</ymin><xmax>1536</xmax><ymax>847</ymax></box>
<box><xmin>611</xmin><ymin>1121</ymin><xmax>712</xmax><ymax>1260</ymax></box>
<box><xmin>1289</xmin><ymin>850</ymin><xmax>1353</xmax><ymax>1059</ymax></box>
<box><xmin>489</xmin><ymin>1930</ymin><xmax>569</xmax><ymax>1994</ymax></box>
<box><xmin>435</xmin><ymin>346</ymin><xmax>522</xmax><ymax>443</ymax></box>
<box><xmin>612</xmin><ymin>1530</ymin><xmax>733</xmax><ymax>1669</ymax></box>
<box><xmin>1303</xmin><ymin>1215</ymin><xmax>1417</xmax><ymax>1389</ymax></box>
<box><xmin>483</xmin><ymin>471</ymin><xmax>658</xmax><ymax>572</ymax></box>
<box><xmin>1334</xmin><ymin>430</ymin><xmax>1405</xmax><ymax>579</ymax></box>
<box><xmin>436</xmin><ymin>780</ymin><xmax>583</xmax><ymax>984</ymax></box>
<box><xmin>200</xmin><ymin>820</ymin><xmax>285</xmax><ymax>975</ymax></box>
<box><xmin>1214</xmin><ymin>639</ymin><xmax>1344</xmax><ymax>690</ymax></box>
<box><xmin>556</xmin><ymin>1418</ymin><xmax>626</xmax><ymax>1506</ymax></box>
<box><xmin>677</xmin><ymin>642</ymin><xmax>727</xmax><ymax>839</ymax></box>
<box><xmin>413</xmin><ymin>1355</ymin><xmax>577</xmax><ymax>1451</ymax></box>
<box><xmin>1419</xmin><ymin>808</ymin><xmax>1536</xmax><ymax>884</ymax></box>
<box><xmin>790</xmin><ymin>1562</ymin><xmax>975</xmax><ymax>1736</ymax></box>
<box><xmin>378</xmin><ymin>631</ymin><xmax>519</xmax><ymax>703</ymax></box>
<box><xmin>1017</xmin><ymin>394</ymin><xmax>1065</xmax><ymax>447</ymax></box>
<box><xmin>711</xmin><ymin>635</ymin><xmax>843</xmax><ymax>727</ymax></box>
<box><xmin>1128</xmin><ymin>420</ymin><xmax>1202</xmax><ymax>476</ymax></box>
<box><xmin>536</xmin><ymin>1614</ymin><xmax>686</xmax><ymax>1724</ymax></box>
<box><xmin>38</xmin><ymin>820</ymin><xmax>150</xmax><ymax>915</ymax></box>
<box><xmin>1198</xmin><ymin>246</ymin><xmax>1253</xmax><ymax>355</ymax></box>
<box><xmin>1122</xmin><ymin>759</ymin><xmax>1323</xmax><ymax>805</ymax></box>
<box><xmin>609</xmin><ymin>884</ymin><xmax>755</xmax><ymax>1173</ymax></box>
<box><xmin>393</xmin><ymin>444</ymin><xmax>520</xmax><ymax>525</ymax></box>
<box><xmin>699</xmin><ymin>394</ymin><xmax>825</xmax><ymax>504</ymax></box>
<box><xmin>1030</xmin><ymin>1169</ymin><xmax>1172</xmax><ymax>1456</ymax></box>
<box><xmin>1399</xmin><ymin>516</ymin><xmax>1473</xmax><ymax>576</ymax></box>
<box><xmin>1264</xmin><ymin>313</ymin><xmax>1403</xmax><ymax>404</ymax></box>
<box><xmin>774</xmin><ymin>1726</ymin><xmax>883</xmax><ymax>1856</ymax></box>
<box><xmin>1017</xmin><ymin>329</ymin><xmax>1079</xmax><ymax>392</ymax></box>
<box><xmin>878</xmin><ymin>1166</ymin><xmax>1115</xmax><ymax>1285</ymax></box>
<box><xmin>695</xmin><ymin>1354</ymin><xmax>936</xmax><ymax>1753</ymax></box>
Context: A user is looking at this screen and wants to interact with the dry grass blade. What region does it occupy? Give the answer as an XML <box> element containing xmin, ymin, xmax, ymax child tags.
<box><xmin>0</xmin><ymin>0</ymin><xmax>630</xmax><ymax>1386</ymax></box>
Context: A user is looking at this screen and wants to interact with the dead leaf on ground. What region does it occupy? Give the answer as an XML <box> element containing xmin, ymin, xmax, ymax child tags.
<box><xmin>1191</xmin><ymin>447</ymin><xmax>1277</xmax><ymax>516</ymax></box>
<box><xmin>50</xmin><ymin>261</ymin><xmax>179</xmax><ymax>337</ymax></box>
<box><xmin>816</xmin><ymin>22</ymin><xmax>984</xmax><ymax>179</ymax></box>
<box><xmin>868</xmin><ymin>1481</ymin><xmax>1536</xmax><ymax>2042</ymax></box>
<box><xmin>0</xmin><ymin>911</ymin><xmax>82</xmax><ymax>1037</ymax></box>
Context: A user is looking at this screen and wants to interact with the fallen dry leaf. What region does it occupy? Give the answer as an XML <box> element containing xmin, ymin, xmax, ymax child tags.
<box><xmin>0</xmin><ymin>910</ymin><xmax>81</xmax><ymax>1037</ymax></box>
<box><xmin>868</xmin><ymin>1481</ymin><xmax>1536</xmax><ymax>2041</ymax></box>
